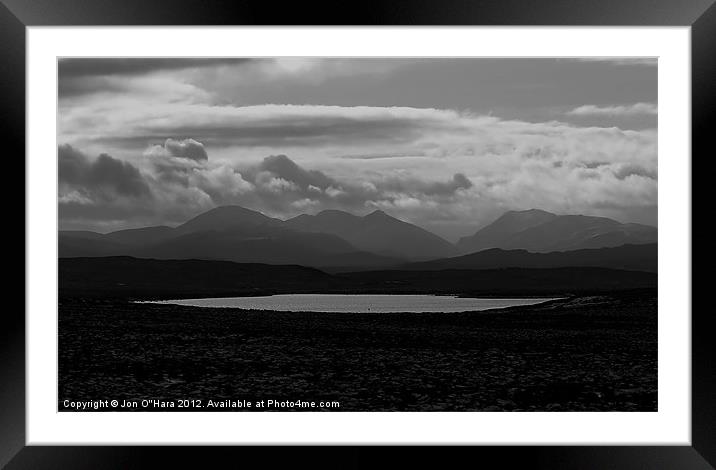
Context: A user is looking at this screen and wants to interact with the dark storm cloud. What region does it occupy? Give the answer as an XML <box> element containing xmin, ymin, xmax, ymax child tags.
<box><xmin>237</xmin><ymin>154</ymin><xmax>473</xmax><ymax>213</ymax></box>
<box><xmin>612</xmin><ymin>164</ymin><xmax>658</xmax><ymax>180</ymax></box>
<box><xmin>382</xmin><ymin>172</ymin><xmax>473</xmax><ymax>196</ymax></box>
<box><xmin>143</xmin><ymin>139</ymin><xmax>208</xmax><ymax>187</ymax></box>
<box><xmin>149</xmin><ymin>156</ymin><xmax>195</xmax><ymax>186</ymax></box>
<box><xmin>136</xmin><ymin>114</ymin><xmax>455</xmax><ymax>149</ymax></box>
<box><xmin>87</xmin><ymin>114</ymin><xmax>449</xmax><ymax>151</ymax></box>
<box><xmin>338</xmin><ymin>152</ymin><xmax>428</xmax><ymax>160</ymax></box>
<box><xmin>252</xmin><ymin>154</ymin><xmax>334</xmax><ymax>189</ymax></box>
<box><xmin>58</xmin><ymin>144</ymin><xmax>215</xmax><ymax>228</ymax></box>
<box><xmin>236</xmin><ymin>155</ymin><xmax>342</xmax><ymax>211</ymax></box>
<box><xmin>161</xmin><ymin>138</ymin><xmax>209</xmax><ymax>161</ymax></box>
<box><xmin>59</xmin><ymin>76</ymin><xmax>128</xmax><ymax>98</ymax></box>
<box><xmin>58</xmin><ymin>58</ymin><xmax>253</xmax><ymax>79</ymax></box>
<box><xmin>568</xmin><ymin>161</ymin><xmax>657</xmax><ymax>181</ymax></box>
<box><xmin>58</xmin><ymin>58</ymin><xmax>254</xmax><ymax>98</ymax></box>
<box><xmin>58</xmin><ymin>144</ymin><xmax>151</xmax><ymax>198</ymax></box>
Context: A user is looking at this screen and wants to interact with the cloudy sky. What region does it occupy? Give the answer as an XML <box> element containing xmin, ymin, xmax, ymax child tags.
<box><xmin>58</xmin><ymin>57</ymin><xmax>657</xmax><ymax>240</ymax></box>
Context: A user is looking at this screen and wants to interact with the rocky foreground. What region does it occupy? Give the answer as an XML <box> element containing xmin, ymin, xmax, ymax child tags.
<box><xmin>59</xmin><ymin>290</ymin><xmax>656</xmax><ymax>411</ymax></box>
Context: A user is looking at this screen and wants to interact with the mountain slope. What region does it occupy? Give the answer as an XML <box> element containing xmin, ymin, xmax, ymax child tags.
<box><xmin>456</xmin><ymin>209</ymin><xmax>557</xmax><ymax>251</ymax></box>
<box><xmin>458</xmin><ymin>209</ymin><xmax>657</xmax><ymax>253</ymax></box>
<box><xmin>60</xmin><ymin>205</ymin><xmax>657</xmax><ymax>268</ymax></box>
<box><xmin>104</xmin><ymin>226</ymin><xmax>175</xmax><ymax>245</ymax></box>
<box><xmin>59</xmin><ymin>256</ymin><xmax>338</xmax><ymax>299</ymax></box>
<box><xmin>130</xmin><ymin>227</ymin><xmax>387</xmax><ymax>266</ymax></box>
<box><xmin>174</xmin><ymin>205</ymin><xmax>282</xmax><ymax>235</ymax></box>
<box><xmin>59</xmin><ymin>206</ymin><xmax>403</xmax><ymax>268</ymax></box>
<box><xmin>403</xmin><ymin>243</ymin><xmax>657</xmax><ymax>273</ymax></box>
<box><xmin>286</xmin><ymin>209</ymin><xmax>458</xmax><ymax>260</ymax></box>
<box><xmin>59</xmin><ymin>233</ymin><xmax>127</xmax><ymax>257</ymax></box>
<box><xmin>339</xmin><ymin>266</ymin><xmax>657</xmax><ymax>295</ymax></box>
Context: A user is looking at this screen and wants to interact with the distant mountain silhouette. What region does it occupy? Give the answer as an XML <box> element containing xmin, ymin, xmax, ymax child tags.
<box><xmin>130</xmin><ymin>227</ymin><xmax>397</xmax><ymax>266</ymax></box>
<box><xmin>174</xmin><ymin>206</ymin><xmax>283</xmax><ymax>235</ymax></box>
<box><xmin>59</xmin><ymin>205</ymin><xmax>402</xmax><ymax>267</ymax></box>
<box><xmin>104</xmin><ymin>226</ymin><xmax>175</xmax><ymax>245</ymax></box>
<box><xmin>285</xmin><ymin>209</ymin><xmax>458</xmax><ymax>260</ymax></box>
<box><xmin>59</xmin><ymin>256</ymin><xmax>337</xmax><ymax>299</ymax></box>
<box><xmin>59</xmin><ymin>234</ymin><xmax>127</xmax><ymax>257</ymax></box>
<box><xmin>59</xmin><ymin>230</ymin><xmax>109</xmax><ymax>241</ymax></box>
<box><xmin>339</xmin><ymin>266</ymin><xmax>656</xmax><ymax>295</ymax></box>
<box><xmin>456</xmin><ymin>209</ymin><xmax>557</xmax><ymax>251</ymax></box>
<box><xmin>402</xmin><ymin>243</ymin><xmax>656</xmax><ymax>273</ymax></box>
<box><xmin>458</xmin><ymin>209</ymin><xmax>657</xmax><ymax>253</ymax></box>
<box><xmin>59</xmin><ymin>205</ymin><xmax>659</xmax><ymax>267</ymax></box>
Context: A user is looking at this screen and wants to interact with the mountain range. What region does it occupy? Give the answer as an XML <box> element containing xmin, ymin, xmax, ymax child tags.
<box><xmin>284</xmin><ymin>209</ymin><xmax>458</xmax><ymax>259</ymax></box>
<box><xmin>59</xmin><ymin>205</ymin><xmax>657</xmax><ymax>269</ymax></box>
<box><xmin>59</xmin><ymin>205</ymin><xmax>441</xmax><ymax>267</ymax></box>
<box><xmin>457</xmin><ymin>209</ymin><xmax>657</xmax><ymax>253</ymax></box>
<box><xmin>401</xmin><ymin>243</ymin><xmax>657</xmax><ymax>273</ymax></box>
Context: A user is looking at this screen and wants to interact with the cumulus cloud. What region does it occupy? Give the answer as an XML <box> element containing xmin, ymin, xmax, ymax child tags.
<box><xmin>57</xmin><ymin>58</ymin><xmax>658</xmax><ymax>236</ymax></box>
<box><xmin>234</xmin><ymin>154</ymin><xmax>474</xmax><ymax>213</ymax></box>
<box><xmin>379</xmin><ymin>172</ymin><xmax>473</xmax><ymax>196</ymax></box>
<box><xmin>567</xmin><ymin>102</ymin><xmax>658</xmax><ymax>116</ymax></box>
<box><xmin>253</xmin><ymin>154</ymin><xmax>334</xmax><ymax>189</ymax></box>
<box><xmin>190</xmin><ymin>165</ymin><xmax>254</xmax><ymax>203</ymax></box>
<box><xmin>57</xmin><ymin>93</ymin><xmax>658</xmax><ymax>237</ymax></box>
<box><xmin>611</xmin><ymin>163</ymin><xmax>658</xmax><ymax>180</ymax></box>
<box><xmin>59</xmin><ymin>144</ymin><xmax>151</xmax><ymax>199</ymax></box>
<box><xmin>58</xmin><ymin>113</ymin><xmax>658</xmax><ymax>236</ymax></box>
<box><xmin>58</xmin><ymin>145</ymin><xmax>160</xmax><ymax>230</ymax></box>
<box><xmin>60</xmin><ymin>103</ymin><xmax>659</xmax><ymax>170</ymax></box>
<box><xmin>59</xmin><ymin>139</ymin><xmax>484</xmax><ymax>233</ymax></box>
<box><xmin>148</xmin><ymin>138</ymin><xmax>209</xmax><ymax>162</ymax></box>
<box><xmin>58</xmin><ymin>134</ymin><xmax>658</xmax><ymax>239</ymax></box>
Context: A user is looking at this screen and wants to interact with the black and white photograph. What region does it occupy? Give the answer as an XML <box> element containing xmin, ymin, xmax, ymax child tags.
<box><xmin>57</xmin><ymin>57</ymin><xmax>658</xmax><ymax>412</ymax></box>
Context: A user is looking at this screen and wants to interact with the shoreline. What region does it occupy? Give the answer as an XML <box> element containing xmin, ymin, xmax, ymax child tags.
<box><xmin>134</xmin><ymin>293</ymin><xmax>566</xmax><ymax>314</ymax></box>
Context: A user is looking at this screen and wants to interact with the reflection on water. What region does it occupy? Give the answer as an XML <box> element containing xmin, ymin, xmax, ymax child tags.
<box><xmin>144</xmin><ymin>294</ymin><xmax>555</xmax><ymax>313</ymax></box>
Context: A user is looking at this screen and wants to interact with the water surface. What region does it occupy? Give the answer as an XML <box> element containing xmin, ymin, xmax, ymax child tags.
<box><xmin>146</xmin><ymin>294</ymin><xmax>555</xmax><ymax>313</ymax></box>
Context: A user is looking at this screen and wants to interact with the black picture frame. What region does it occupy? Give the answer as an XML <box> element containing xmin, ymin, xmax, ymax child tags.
<box><xmin>4</xmin><ymin>0</ymin><xmax>710</xmax><ymax>468</ymax></box>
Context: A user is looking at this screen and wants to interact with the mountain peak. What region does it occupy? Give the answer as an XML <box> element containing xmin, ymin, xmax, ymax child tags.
<box><xmin>458</xmin><ymin>208</ymin><xmax>656</xmax><ymax>253</ymax></box>
<box><xmin>503</xmin><ymin>208</ymin><xmax>556</xmax><ymax>217</ymax></box>
<box><xmin>315</xmin><ymin>209</ymin><xmax>355</xmax><ymax>218</ymax></box>
<box><xmin>202</xmin><ymin>205</ymin><xmax>260</xmax><ymax>215</ymax></box>
<box><xmin>176</xmin><ymin>205</ymin><xmax>276</xmax><ymax>234</ymax></box>
<box><xmin>284</xmin><ymin>206</ymin><xmax>456</xmax><ymax>260</ymax></box>
<box><xmin>365</xmin><ymin>209</ymin><xmax>391</xmax><ymax>219</ymax></box>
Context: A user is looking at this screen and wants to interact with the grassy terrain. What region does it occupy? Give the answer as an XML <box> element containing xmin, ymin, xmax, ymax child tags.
<box><xmin>60</xmin><ymin>256</ymin><xmax>657</xmax><ymax>299</ymax></box>
<box><xmin>59</xmin><ymin>290</ymin><xmax>657</xmax><ymax>411</ymax></box>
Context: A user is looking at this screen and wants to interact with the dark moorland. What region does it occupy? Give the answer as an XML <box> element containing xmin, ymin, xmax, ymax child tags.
<box><xmin>59</xmin><ymin>257</ymin><xmax>657</xmax><ymax>411</ymax></box>
<box><xmin>60</xmin><ymin>256</ymin><xmax>657</xmax><ymax>299</ymax></box>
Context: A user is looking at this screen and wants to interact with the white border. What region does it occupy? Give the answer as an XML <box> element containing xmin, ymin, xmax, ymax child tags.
<box><xmin>27</xmin><ymin>27</ymin><xmax>691</xmax><ymax>445</ymax></box>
